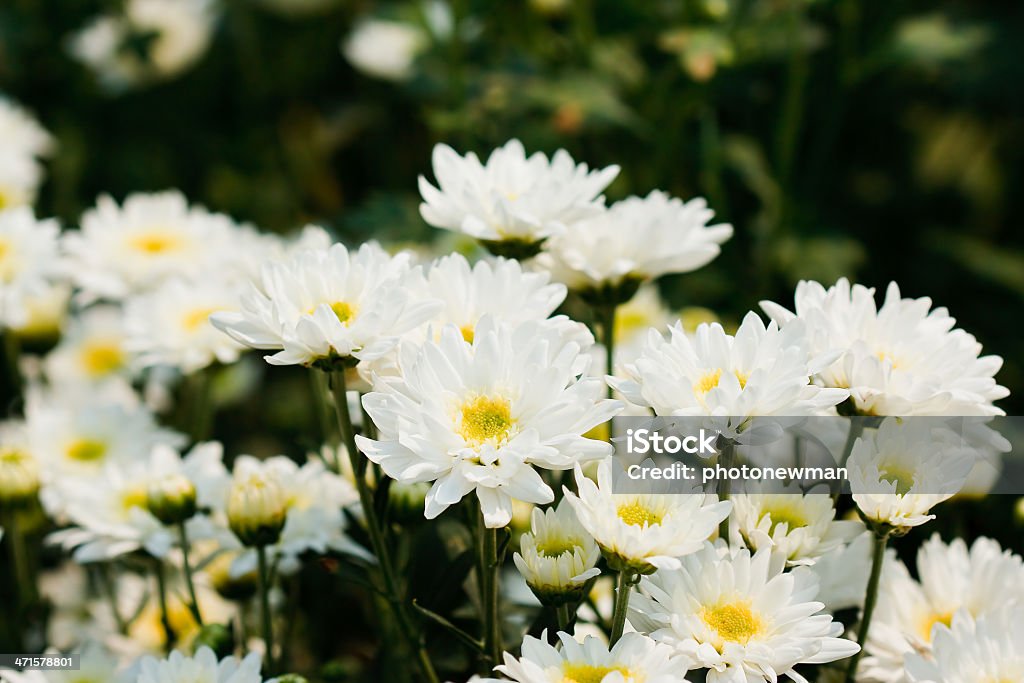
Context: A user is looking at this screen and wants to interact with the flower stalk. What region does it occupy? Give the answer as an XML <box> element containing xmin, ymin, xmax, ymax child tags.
<box><xmin>256</xmin><ymin>543</ymin><xmax>275</xmax><ymax>672</ymax></box>
<box><xmin>609</xmin><ymin>568</ymin><xmax>636</xmax><ymax>646</ymax></box>
<box><xmin>477</xmin><ymin>511</ymin><xmax>503</xmax><ymax>668</ymax></box>
<box><xmin>844</xmin><ymin>528</ymin><xmax>889</xmax><ymax>683</ymax></box>
<box><xmin>178</xmin><ymin>521</ymin><xmax>203</xmax><ymax>626</ymax></box>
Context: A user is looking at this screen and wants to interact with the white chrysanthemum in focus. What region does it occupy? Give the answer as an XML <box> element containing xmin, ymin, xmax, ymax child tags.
<box><xmin>538</xmin><ymin>190</ymin><xmax>733</xmax><ymax>294</ymax></box>
<box><xmin>513</xmin><ymin>498</ymin><xmax>600</xmax><ymax>605</ymax></box>
<box><xmin>64</xmin><ymin>191</ymin><xmax>240</xmax><ymax>301</ymax></box>
<box><xmin>563</xmin><ymin>457</ymin><xmax>730</xmax><ymax>573</ymax></box>
<box><xmin>0</xmin><ymin>208</ymin><xmax>62</xmax><ymax>329</ymax></box>
<box><xmin>342</xmin><ymin>18</ymin><xmax>427</xmax><ymax>80</ymax></box>
<box><xmin>860</xmin><ymin>534</ymin><xmax>1024</xmax><ymax>683</ymax></box>
<box><xmin>418</xmin><ymin>139</ymin><xmax>620</xmax><ymax>255</ymax></box>
<box><xmin>137</xmin><ymin>647</ymin><xmax>261</xmax><ymax>683</ymax></box>
<box><xmin>629</xmin><ymin>543</ymin><xmax>860</xmax><ymax>683</ymax></box>
<box><xmin>730</xmin><ymin>490</ymin><xmax>863</xmax><ymax>568</ymax></box>
<box><xmin>69</xmin><ymin>0</ymin><xmax>216</xmax><ymax>90</ymax></box>
<box><xmin>212</xmin><ymin>242</ymin><xmax>441</xmax><ymax>367</ymax></box>
<box><xmin>44</xmin><ymin>305</ymin><xmax>133</xmax><ymax>386</ymax></box>
<box><xmin>125</xmin><ymin>276</ymin><xmax>247</xmax><ymax>373</ymax></box>
<box><xmin>904</xmin><ymin>605</ymin><xmax>1024</xmax><ymax>683</ymax></box>
<box><xmin>848</xmin><ymin>418</ymin><xmax>973</xmax><ymax>531</ymax></box>
<box><xmin>761</xmin><ymin>278</ymin><xmax>1008</xmax><ymax>416</ymax></box>
<box><xmin>483</xmin><ymin>631</ymin><xmax>686</xmax><ymax>683</ymax></box>
<box><xmin>357</xmin><ymin>316</ymin><xmax>619</xmax><ymax>527</ymax></box>
<box><xmin>610</xmin><ymin>312</ymin><xmax>848</xmax><ymax>438</ymax></box>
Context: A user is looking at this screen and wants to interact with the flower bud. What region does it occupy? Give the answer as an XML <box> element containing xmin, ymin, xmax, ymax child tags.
<box><xmin>227</xmin><ymin>472</ymin><xmax>287</xmax><ymax>547</ymax></box>
<box><xmin>192</xmin><ymin>622</ymin><xmax>234</xmax><ymax>658</ymax></box>
<box><xmin>207</xmin><ymin>550</ymin><xmax>258</xmax><ymax>601</ymax></box>
<box><xmin>146</xmin><ymin>473</ymin><xmax>197</xmax><ymax>525</ymax></box>
<box><xmin>0</xmin><ymin>447</ymin><xmax>40</xmax><ymax>509</ymax></box>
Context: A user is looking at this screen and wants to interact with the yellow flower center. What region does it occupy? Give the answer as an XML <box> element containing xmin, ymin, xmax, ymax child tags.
<box><xmin>879</xmin><ymin>463</ymin><xmax>916</xmax><ymax>495</ymax></box>
<box><xmin>759</xmin><ymin>503</ymin><xmax>808</xmax><ymax>535</ymax></box>
<box><xmin>876</xmin><ymin>350</ymin><xmax>904</xmax><ymax>370</ymax></box>
<box><xmin>330</xmin><ymin>301</ymin><xmax>356</xmax><ymax>324</ymax></box>
<box><xmin>918</xmin><ymin>611</ymin><xmax>954</xmax><ymax>642</ymax></box>
<box><xmin>0</xmin><ymin>448</ymin><xmax>30</xmax><ymax>466</ymax></box>
<box><xmin>695</xmin><ymin>369</ymin><xmax>748</xmax><ymax>397</ymax></box>
<box><xmin>0</xmin><ymin>237</ymin><xmax>14</xmax><ymax>282</ymax></box>
<box><xmin>460</xmin><ymin>324</ymin><xmax>475</xmax><ymax>343</ymax></box>
<box><xmin>561</xmin><ymin>663</ymin><xmax>631</xmax><ymax>683</ymax></box>
<box><xmin>457</xmin><ymin>395</ymin><xmax>514</xmax><ymax>446</ymax></box>
<box><xmin>66</xmin><ymin>438</ymin><xmax>108</xmax><ymax>463</ymax></box>
<box><xmin>81</xmin><ymin>342</ymin><xmax>125</xmax><ymax>376</ymax></box>
<box><xmin>182</xmin><ymin>307</ymin><xmax>218</xmax><ymax>332</ymax></box>
<box><xmin>120</xmin><ymin>485</ymin><xmax>148</xmax><ymax>513</ymax></box>
<box><xmin>702</xmin><ymin>600</ymin><xmax>764</xmax><ymax>644</ymax></box>
<box><xmin>616</xmin><ymin>500</ymin><xmax>662</xmax><ymax>527</ymax></box>
<box><xmin>535</xmin><ymin>537</ymin><xmax>578</xmax><ymax>557</ymax></box>
<box><xmin>130</xmin><ymin>231</ymin><xmax>183</xmax><ymax>255</ymax></box>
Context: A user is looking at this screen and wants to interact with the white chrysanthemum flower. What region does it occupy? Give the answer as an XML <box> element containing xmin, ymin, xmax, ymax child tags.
<box><xmin>0</xmin><ymin>97</ymin><xmax>54</xmax><ymax>162</ymax></box>
<box><xmin>860</xmin><ymin>535</ymin><xmax>1024</xmax><ymax>683</ymax></box>
<box><xmin>0</xmin><ymin>207</ymin><xmax>62</xmax><ymax>329</ymax></box>
<box><xmin>357</xmin><ymin>316</ymin><xmax>619</xmax><ymax>527</ymax></box>
<box><xmin>610</xmin><ymin>312</ymin><xmax>849</xmax><ymax>438</ymax></box>
<box><xmin>730</xmin><ymin>490</ymin><xmax>864</xmax><ymax>568</ymax></box>
<box><xmin>537</xmin><ymin>190</ymin><xmax>733</xmax><ymax>294</ymax></box>
<box><xmin>44</xmin><ymin>305</ymin><xmax>133</xmax><ymax>386</ymax></box>
<box><xmin>7</xmin><ymin>281</ymin><xmax>70</xmax><ymax>341</ymax></box>
<box><xmin>630</xmin><ymin>543</ymin><xmax>860</xmax><ymax>683</ymax></box>
<box><xmin>212</xmin><ymin>242</ymin><xmax>440</xmax><ymax>367</ymax></box>
<box><xmin>137</xmin><ymin>647</ymin><xmax>261</xmax><ymax>683</ymax></box>
<box><xmin>563</xmin><ymin>457</ymin><xmax>730</xmax><ymax>573</ymax></box>
<box><xmin>50</xmin><ymin>442</ymin><xmax>228</xmax><ymax>561</ymax></box>
<box><xmin>213</xmin><ymin>455</ymin><xmax>363</xmax><ymax>575</ymax></box>
<box><xmin>904</xmin><ymin>605</ymin><xmax>1024</xmax><ymax>683</ymax></box>
<box><xmin>342</xmin><ymin>18</ymin><xmax>427</xmax><ymax>81</ymax></box>
<box><xmin>847</xmin><ymin>418</ymin><xmax>973</xmax><ymax>530</ymax></box>
<box><xmin>761</xmin><ymin>279</ymin><xmax>1008</xmax><ymax>416</ymax></box>
<box><xmin>125</xmin><ymin>276</ymin><xmax>247</xmax><ymax>373</ymax></box>
<box><xmin>513</xmin><ymin>498</ymin><xmax>600</xmax><ymax>605</ymax></box>
<box><xmin>69</xmin><ymin>0</ymin><xmax>215</xmax><ymax>90</ymax></box>
<box><xmin>0</xmin><ymin>153</ymin><xmax>43</xmax><ymax>210</ymax></box>
<box><xmin>418</xmin><ymin>139</ymin><xmax>620</xmax><ymax>254</ymax></box>
<box><xmin>484</xmin><ymin>631</ymin><xmax>686</xmax><ymax>683</ymax></box>
<box><xmin>65</xmin><ymin>191</ymin><xmax>241</xmax><ymax>301</ymax></box>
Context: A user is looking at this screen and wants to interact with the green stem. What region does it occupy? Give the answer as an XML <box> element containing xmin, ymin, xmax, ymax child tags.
<box><xmin>717</xmin><ymin>440</ymin><xmax>736</xmax><ymax>540</ymax></box>
<box><xmin>257</xmin><ymin>544</ymin><xmax>275</xmax><ymax>672</ymax></box>
<box><xmin>555</xmin><ymin>603</ymin><xmax>573</xmax><ymax>632</ymax></box>
<box><xmin>155</xmin><ymin>561</ymin><xmax>175</xmax><ymax>651</ymax></box>
<box><xmin>844</xmin><ymin>530</ymin><xmax>889</xmax><ymax>683</ymax></box>
<box><xmin>99</xmin><ymin>564</ymin><xmax>128</xmax><ymax>634</ymax></box>
<box><xmin>839</xmin><ymin>418</ymin><xmax>864</xmax><ymax>468</ymax></box>
<box><xmin>327</xmin><ymin>368</ymin><xmax>439</xmax><ymax>683</ymax></box>
<box><xmin>178</xmin><ymin>522</ymin><xmax>203</xmax><ymax>626</ymax></box>
<box><xmin>599</xmin><ymin>304</ymin><xmax>617</xmax><ymax>411</ymax></box>
<box><xmin>310</xmin><ymin>370</ymin><xmax>339</xmax><ymax>450</ymax></box>
<box><xmin>477</xmin><ymin>513</ymin><xmax>502</xmax><ymax>667</ymax></box>
<box><xmin>609</xmin><ymin>569</ymin><xmax>635</xmax><ymax>646</ymax></box>
<box><xmin>184</xmin><ymin>370</ymin><xmax>213</xmax><ymax>442</ymax></box>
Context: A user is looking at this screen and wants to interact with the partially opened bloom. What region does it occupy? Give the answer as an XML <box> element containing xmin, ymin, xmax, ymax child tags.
<box><xmin>418</xmin><ymin>139</ymin><xmax>619</xmax><ymax>256</ymax></box>
<box><xmin>538</xmin><ymin>190</ymin><xmax>733</xmax><ymax>297</ymax></box>
<box><xmin>761</xmin><ymin>279</ymin><xmax>1008</xmax><ymax>416</ymax></box>
<box><xmin>513</xmin><ymin>498</ymin><xmax>600</xmax><ymax>605</ymax></box>
<box><xmin>629</xmin><ymin>543</ymin><xmax>860</xmax><ymax>683</ymax></box>
<box><xmin>484</xmin><ymin>631</ymin><xmax>686</xmax><ymax>683</ymax></box>
<box><xmin>904</xmin><ymin>605</ymin><xmax>1024</xmax><ymax>683</ymax></box>
<box><xmin>563</xmin><ymin>457</ymin><xmax>730</xmax><ymax>573</ymax></box>
<box><xmin>357</xmin><ymin>316</ymin><xmax>619</xmax><ymax>527</ymax></box>
<box><xmin>212</xmin><ymin>242</ymin><xmax>440</xmax><ymax>367</ymax></box>
<box><xmin>0</xmin><ymin>207</ymin><xmax>62</xmax><ymax>329</ymax></box>
<box><xmin>137</xmin><ymin>647</ymin><xmax>261</xmax><ymax>683</ymax></box>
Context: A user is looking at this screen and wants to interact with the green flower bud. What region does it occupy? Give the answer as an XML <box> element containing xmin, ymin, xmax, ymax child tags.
<box><xmin>227</xmin><ymin>472</ymin><xmax>287</xmax><ymax>547</ymax></box>
<box><xmin>0</xmin><ymin>447</ymin><xmax>40</xmax><ymax>509</ymax></box>
<box><xmin>191</xmin><ymin>622</ymin><xmax>234</xmax><ymax>658</ymax></box>
<box><xmin>146</xmin><ymin>473</ymin><xmax>198</xmax><ymax>525</ymax></box>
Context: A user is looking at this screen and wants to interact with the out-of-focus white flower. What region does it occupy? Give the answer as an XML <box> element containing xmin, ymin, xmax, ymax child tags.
<box><xmin>418</xmin><ymin>139</ymin><xmax>620</xmax><ymax>255</ymax></box>
<box><xmin>861</xmin><ymin>535</ymin><xmax>1024</xmax><ymax>683</ymax></box>
<box><xmin>44</xmin><ymin>305</ymin><xmax>133</xmax><ymax>387</ymax></box>
<box><xmin>0</xmin><ymin>97</ymin><xmax>54</xmax><ymax>208</ymax></box>
<box><xmin>564</xmin><ymin>457</ymin><xmax>730</xmax><ymax>574</ymax></box>
<box><xmin>0</xmin><ymin>207</ymin><xmax>62</xmax><ymax>329</ymax></box>
<box><xmin>630</xmin><ymin>543</ymin><xmax>860</xmax><ymax>683</ymax></box>
<box><xmin>513</xmin><ymin>499</ymin><xmax>600</xmax><ymax>605</ymax></box>
<box><xmin>125</xmin><ymin>276</ymin><xmax>248</xmax><ymax>373</ymax></box>
<box><xmin>69</xmin><ymin>0</ymin><xmax>216</xmax><ymax>91</ymax></box>
<box><xmin>357</xmin><ymin>316</ymin><xmax>619</xmax><ymax>528</ymax></box>
<box><xmin>137</xmin><ymin>647</ymin><xmax>261</xmax><ymax>683</ymax></box>
<box><xmin>7</xmin><ymin>281</ymin><xmax>70</xmax><ymax>341</ymax></box>
<box><xmin>848</xmin><ymin>418</ymin><xmax>973</xmax><ymax>531</ymax></box>
<box><xmin>64</xmin><ymin>191</ymin><xmax>243</xmax><ymax>301</ymax></box>
<box><xmin>484</xmin><ymin>631</ymin><xmax>686</xmax><ymax>683</ymax></box>
<box><xmin>0</xmin><ymin>421</ymin><xmax>40</xmax><ymax>506</ymax></box>
<box><xmin>904</xmin><ymin>604</ymin><xmax>1024</xmax><ymax>683</ymax></box>
<box><xmin>342</xmin><ymin>18</ymin><xmax>427</xmax><ymax>81</ymax></box>
<box><xmin>761</xmin><ymin>279</ymin><xmax>1008</xmax><ymax>416</ymax></box>
<box><xmin>730</xmin><ymin>490</ymin><xmax>864</xmax><ymax>569</ymax></box>
<box><xmin>212</xmin><ymin>242</ymin><xmax>441</xmax><ymax>367</ymax></box>
<box><xmin>610</xmin><ymin>312</ymin><xmax>849</xmax><ymax>438</ymax></box>
<box><xmin>538</xmin><ymin>190</ymin><xmax>732</xmax><ymax>295</ymax></box>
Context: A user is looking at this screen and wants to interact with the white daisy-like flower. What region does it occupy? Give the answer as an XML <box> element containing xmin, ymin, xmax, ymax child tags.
<box><xmin>7</xmin><ymin>280</ymin><xmax>70</xmax><ymax>341</ymax></box>
<box><xmin>847</xmin><ymin>418</ymin><xmax>973</xmax><ymax>531</ymax></box>
<box><xmin>729</xmin><ymin>490</ymin><xmax>864</xmax><ymax>569</ymax></box>
<box><xmin>213</xmin><ymin>455</ymin><xmax>363</xmax><ymax>575</ymax></box>
<box><xmin>50</xmin><ymin>442</ymin><xmax>228</xmax><ymax>561</ymax></box>
<box><xmin>357</xmin><ymin>316</ymin><xmax>619</xmax><ymax>528</ymax></box>
<box><xmin>513</xmin><ymin>498</ymin><xmax>600</xmax><ymax>605</ymax></box>
<box><xmin>537</xmin><ymin>190</ymin><xmax>733</xmax><ymax>295</ymax></box>
<box><xmin>483</xmin><ymin>631</ymin><xmax>686</xmax><ymax>683</ymax></box>
<box><xmin>418</xmin><ymin>139</ymin><xmax>620</xmax><ymax>255</ymax></box>
<box><xmin>760</xmin><ymin>278</ymin><xmax>1008</xmax><ymax>416</ymax></box>
<box><xmin>0</xmin><ymin>152</ymin><xmax>44</xmax><ymax>211</ymax></box>
<box><xmin>64</xmin><ymin>191</ymin><xmax>243</xmax><ymax>301</ymax></box>
<box><xmin>904</xmin><ymin>604</ymin><xmax>1024</xmax><ymax>683</ymax></box>
<box><xmin>125</xmin><ymin>275</ymin><xmax>247</xmax><ymax>373</ymax></box>
<box><xmin>0</xmin><ymin>96</ymin><xmax>54</xmax><ymax>162</ymax></box>
<box><xmin>860</xmin><ymin>534</ymin><xmax>1024</xmax><ymax>683</ymax></box>
<box><xmin>563</xmin><ymin>457</ymin><xmax>730</xmax><ymax>573</ymax></box>
<box><xmin>0</xmin><ymin>207</ymin><xmax>62</xmax><ymax>329</ymax></box>
<box><xmin>43</xmin><ymin>305</ymin><xmax>133</xmax><ymax>387</ymax></box>
<box><xmin>136</xmin><ymin>647</ymin><xmax>261</xmax><ymax>683</ymax></box>
<box><xmin>69</xmin><ymin>0</ymin><xmax>216</xmax><ymax>91</ymax></box>
<box><xmin>211</xmin><ymin>241</ymin><xmax>441</xmax><ymax>367</ymax></box>
<box><xmin>629</xmin><ymin>543</ymin><xmax>860</xmax><ymax>683</ymax></box>
<box><xmin>610</xmin><ymin>312</ymin><xmax>849</xmax><ymax>438</ymax></box>
<box><xmin>342</xmin><ymin>18</ymin><xmax>427</xmax><ymax>81</ymax></box>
